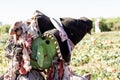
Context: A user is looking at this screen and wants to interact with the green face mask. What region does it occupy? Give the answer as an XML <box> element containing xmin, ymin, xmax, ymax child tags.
<box><xmin>31</xmin><ymin>32</ymin><xmax>60</xmax><ymax>69</ymax></box>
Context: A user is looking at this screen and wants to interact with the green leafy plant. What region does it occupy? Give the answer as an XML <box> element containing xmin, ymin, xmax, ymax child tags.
<box><xmin>0</xmin><ymin>31</ymin><xmax>120</xmax><ymax>80</ymax></box>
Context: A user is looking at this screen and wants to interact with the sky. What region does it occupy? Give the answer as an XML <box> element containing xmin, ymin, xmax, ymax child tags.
<box><xmin>0</xmin><ymin>0</ymin><xmax>120</xmax><ymax>24</ymax></box>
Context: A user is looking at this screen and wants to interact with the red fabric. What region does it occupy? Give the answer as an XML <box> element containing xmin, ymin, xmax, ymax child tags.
<box><xmin>19</xmin><ymin>61</ymin><xmax>27</xmax><ymax>75</ymax></box>
<box><xmin>47</xmin><ymin>60</ymin><xmax>64</xmax><ymax>80</ymax></box>
<box><xmin>59</xmin><ymin>60</ymin><xmax>64</xmax><ymax>80</ymax></box>
<box><xmin>47</xmin><ymin>65</ymin><xmax>54</xmax><ymax>80</ymax></box>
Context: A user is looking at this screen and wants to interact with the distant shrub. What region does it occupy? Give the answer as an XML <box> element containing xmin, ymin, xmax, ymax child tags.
<box><xmin>0</xmin><ymin>24</ymin><xmax>10</xmax><ymax>33</ymax></box>
<box><xmin>99</xmin><ymin>18</ymin><xmax>111</xmax><ymax>31</ymax></box>
<box><xmin>92</xmin><ymin>17</ymin><xmax>120</xmax><ymax>32</ymax></box>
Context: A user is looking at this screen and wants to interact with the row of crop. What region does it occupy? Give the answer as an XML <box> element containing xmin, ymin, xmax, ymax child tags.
<box><xmin>70</xmin><ymin>32</ymin><xmax>120</xmax><ymax>80</ymax></box>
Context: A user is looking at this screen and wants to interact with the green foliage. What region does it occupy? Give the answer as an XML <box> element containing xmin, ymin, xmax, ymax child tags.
<box><xmin>70</xmin><ymin>31</ymin><xmax>120</xmax><ymax>80</ymax></box>
<box><xmin>0</xmin><ymin>24</ymin><xmax>10</xmax><ymax>33</ymax></box>
<box><xmin>93</xmin><ymin>17</ymin><xmax>120</xmax><ymax>32</ymax></box>
<box><xmin>0</xmin><ymin>33</ymin><xmax>10</xmax><ymax>75</ymax></box>
<box><xmin>0</xmin><ymin>31</ymin><xmax>120</xmax><ymax>80</ymax></box>
<box><xmin>99</xmin><ymin>18</ymin><xmax>111</xmax><ymax>31</ymax></box>
<box><xmin>106</xmin><ymin>17</ymin><xmax>120</xmax><ymax>31</ymax></box>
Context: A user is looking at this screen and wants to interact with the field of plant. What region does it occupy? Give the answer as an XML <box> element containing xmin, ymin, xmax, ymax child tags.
<box><xmin>0</xmin><ymin>31</ymin><xmax>120</xmax><ymax>80</ymax></box>
<box><xmin>70</xmin><ymin>31</ymin><xmax>120</xmax><ymax>80</ymax></box>
<box><xmin>0</xmin><ymin>33</ymin><xmax>10</xmax><ymax>75</ymax></box>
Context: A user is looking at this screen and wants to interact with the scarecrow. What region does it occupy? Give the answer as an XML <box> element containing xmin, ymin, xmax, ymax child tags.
<box><xmin>1</xmin><ymin>10</ymin><xmax>92</xmax><ymax>80</ymax></box>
